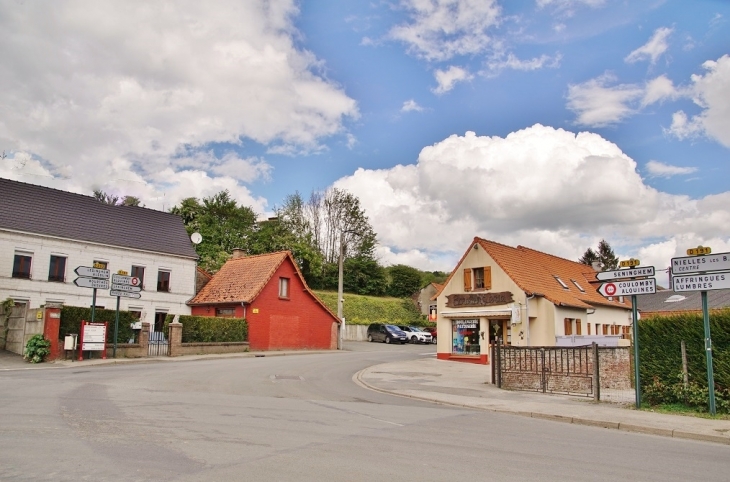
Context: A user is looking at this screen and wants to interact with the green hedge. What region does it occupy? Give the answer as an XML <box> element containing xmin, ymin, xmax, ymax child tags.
<box><xmin>313</xmin><ymin>290</ymin><xmax>429</xmax><ymax>326</ymax></box>
<box><xmin>165</xmin><ymin>314</ymin><xmax>248</xmax><ymax>343</ymax></box>
<box><xmin>638</xmin><ymin>309</ymin><xmax>730</xmax><ymax>412</ymax></box>
<box><xmin>60</xmin><ymin>306</ymin><xmax>137</xmax><ymax>345</ymax></box>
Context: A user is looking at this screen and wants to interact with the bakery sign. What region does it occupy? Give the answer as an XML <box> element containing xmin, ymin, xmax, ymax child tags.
<box><xmin>446</xmin><ymin>291</ymin><xmax>514</xmax><ymax>308</ymax></box>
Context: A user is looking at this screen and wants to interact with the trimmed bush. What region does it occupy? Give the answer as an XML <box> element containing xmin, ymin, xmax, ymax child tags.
<box><xmin>313</xmin><ymin>291</ymin><xmax>427</xmax><ymax>326</ymax></box>
<box><xmin>165</xmin><ymin>314</ymin><xmax>248</xmax><ymax>343</ymax></box>
<box><xmin>60</xmin><ymin>306</ymin><xmax>137</xmax><ymax>345</ymax></box>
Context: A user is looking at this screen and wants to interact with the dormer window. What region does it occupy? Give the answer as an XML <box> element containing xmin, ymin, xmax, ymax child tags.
<box><xmin>554</xmin><ymin>276</ymin><xmax>569</xmax><ymax>289</ymax></box>
<box><xmin>570</xmin><ymin>279</ymin><xmax>585</xmax><ymax>292</ymax></box>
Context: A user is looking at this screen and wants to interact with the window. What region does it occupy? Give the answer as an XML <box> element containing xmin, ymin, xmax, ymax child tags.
<box><xmin>93</xmin><ymin>260</ymin><xmax>108</xmax><ymax>269</ymax></box>
<box><xmin>571</xmin><ymin>279</ymin><xmax>585</xmax><ymax>292</ymax></box>
<box><xmin>602</xmin><ymin>324</ymin><xmax>609</xmax><ymax>335</ymax></box>
<box><xmin>279</xmin><ymin>277</ymin><xmax>289</xmax><ymax>298</ymax></box>
<box><xmin>216</xmin><ymin>307</ymin><xmax>236</xmax><ymax>318</ymax></box>
<box><xmin>453</xmin><ymin>319</ymin><xmax>480</xmax><ymax>355</ymax></box>
<box><xmin>131</xmin><ymin>266</ymin><xmax>145</xmax><ymax>289</ymax></box>
<box><xmin>554</xmin><ymin>276</ymin><xmax>569</xmax><ymax>289</ymax></box>
<box><xmin>463</xmin><ymin>268</ymin><xmax>472</xmax><ymax>291</ymax></box>
<box><xmin>48</xmin><ymin>255</ymin><xmax>67</xmax><ymax>282</ymax></box>
<box><xmin>12</xmin><ymin>253</ymin><xmax>32</xmax><ymax>279</ymax></box>
<box><xmin>157</xmin><ymin>270</ymin><xmax>171</xmax><ymax>292</ymax></box>
<box><xmin>474</xmin><ymin>267</ymin><xmax>484</xmax><ymax>289</ymax></box>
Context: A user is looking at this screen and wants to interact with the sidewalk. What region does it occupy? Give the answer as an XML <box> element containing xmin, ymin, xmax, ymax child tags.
<box><xmin>356</xmin><ymin>357</ymin><xmax>730</xmax><ymax>446</ymax></box>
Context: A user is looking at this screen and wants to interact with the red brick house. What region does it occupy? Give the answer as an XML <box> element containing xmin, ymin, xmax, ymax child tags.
<box><xmin>188</xmin><ymin>250</ymin><xmax>339</xmax><ymax>351</ymax></box>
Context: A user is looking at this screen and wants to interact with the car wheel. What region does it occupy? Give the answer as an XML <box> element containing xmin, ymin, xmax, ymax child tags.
<box><xmin>385</xmin><ymin>336</ymin><xmax>391</xmax><ymax>344</ymax></box>
<box><xmin>410</xmin><ymin>336</ymin><xmax>417</xmax><ymax>344</ymax></box>
<box><xmin>432</xmin><ymin>337</ymin><xmax>437</xmax><ymax>344</ymax></box>
<box><xmin>367</xmin><ymin>335</ymin><xmax>373</xmax><ymax>342</ymax></box>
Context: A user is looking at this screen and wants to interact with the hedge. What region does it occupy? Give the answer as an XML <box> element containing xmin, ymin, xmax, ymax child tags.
<box><xmin>60</xmin><ymin>306</ymin><xmax>136</xmax><ymax>345</ymax></box>
<box><xmin>638</xmin><ymin>309</ymin><xmax>730</xmax><ymax>412</ymax></box>
<box><xmin>165</xmin><ymin>314</ymin><xmax>248</xmax><ymax>343</ymax></box>
<box><xmin>313</xmin><ymin>291</ymin><xmax>429</xmax><ymax>326</ymax></box>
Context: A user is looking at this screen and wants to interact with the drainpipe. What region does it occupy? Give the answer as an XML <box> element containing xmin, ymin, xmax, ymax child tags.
<box><xmin>525</xmin><ymin>293</ymin><xmax>534</xmax><ymax>346</ymax></box>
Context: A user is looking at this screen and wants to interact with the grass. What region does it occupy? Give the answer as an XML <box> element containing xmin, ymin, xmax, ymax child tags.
<box><xmin>640</xmin><ymin>403</ymin><xmax>730</xmax><ymax>420</ymax></box>
<box><xmin>313</xmin><ymin>290</ymin><xmax>431</xmax><ymax>326</ymax></box>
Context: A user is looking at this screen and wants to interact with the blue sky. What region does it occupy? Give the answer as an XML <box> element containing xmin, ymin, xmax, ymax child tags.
<box><xmin>1</xmin><ymin>0</ymin><xmax>729</xmax><ymax>286</ymax></box>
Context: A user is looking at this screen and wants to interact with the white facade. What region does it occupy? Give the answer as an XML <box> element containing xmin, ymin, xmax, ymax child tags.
<box><xmin>1</xmin><ymin>230</ymin><xmax>195</xmax><ymax>326</ymax></box>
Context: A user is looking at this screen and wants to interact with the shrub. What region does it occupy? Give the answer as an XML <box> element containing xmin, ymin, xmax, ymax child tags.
<box><xmin>24</xmin><ymin>334</ymin><xmax>51</xmax><ymax>363</ymax></box>
<box><xmin>165</xmin><ymin>315</ymin><xmax>248</xmax><ymax>343</ymax></box>
<box><xmin>642</xmin><ymin>373</ymin><xmax>730</xmax><ymax>414</ymax></box>
<box><xmin>60</xmin><ymin>306</ymin><xmax>137</xmax><ymax>345</ymax></box>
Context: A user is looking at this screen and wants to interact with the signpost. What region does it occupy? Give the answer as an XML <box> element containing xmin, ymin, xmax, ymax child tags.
<box><xmin>109</xmin><ymin>273</ymin><xmax>141</xmax><ymax>358</ymax></box>
<box><xmin>74</xmin><ymin>266</ymin><xmax>110</xmax><ymax>324</ymax></box>
<box><xmin>670</xmin><ymin>247</ymin><xmax>728</xmax><ymax>415</ymax></box>
<box><xmin>78</xmin><ymin>321</ymin><xmax>107</xmax><ymax>360</ymax></box>
<box><xmin>595</xmin><ymin>261</ymin><xmax>655</xmax><ymax>409</ymax></box>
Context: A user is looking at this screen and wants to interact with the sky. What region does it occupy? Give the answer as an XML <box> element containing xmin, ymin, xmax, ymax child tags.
<box><xmin>1</xmin><ymin>0</ymin><xmax>729</xmax><ymax>287</ymax></box>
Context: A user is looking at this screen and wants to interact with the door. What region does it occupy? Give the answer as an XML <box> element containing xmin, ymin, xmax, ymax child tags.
<box><xmin>5</xmin><ymin>302</ymin><xmax>27</xmax><ymax>355</ymax></box>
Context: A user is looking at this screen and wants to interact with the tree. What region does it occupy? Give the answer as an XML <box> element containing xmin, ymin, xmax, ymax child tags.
<box><xmin>579</xmin><ymin>239</ymin><xmax>619</xmax><ymax>271</ymax></box>
<box><xmin>386</xmin><ymin>265</ymin><xmax>423</xmax><ymax>298</ymax></box>
<box><xmin>93</xmin><ymin>190</ymin><xmax>143</xmax><ymax>207</ymax></box>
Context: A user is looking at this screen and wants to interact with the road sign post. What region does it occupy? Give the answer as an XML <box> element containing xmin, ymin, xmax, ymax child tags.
<box><xmin>74</xmin><ymin>266</ymin><xmax>111</xmax><ymax>324</ymax></box>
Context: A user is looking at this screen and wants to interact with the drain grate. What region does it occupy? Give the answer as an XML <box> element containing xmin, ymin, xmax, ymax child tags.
<box><xmin>271</xmin><ymin>375</ymin><xmax>304</xmax><ymax>381</ymax></box>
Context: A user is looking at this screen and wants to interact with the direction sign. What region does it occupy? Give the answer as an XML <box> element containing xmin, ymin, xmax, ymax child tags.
<box><xmin>598</xmin><ymin>278</ymin><xmax>656</xmax><ymax>297</ymax></box>
<box><xmin>110</xmin><ymin>290</ymin><xmax>142</xmax><ymax>299</ymax></box>
<box><xmin>110</xmin><ymin>284</ymin><xmax>141</xmax><ymax>292</ymax></box>
<box><xmin>595</xmin><ymin>266</ymin><xmax>655</xmax><ymax>281</ymax></box>
<box><xmin>74</xmin><ymin>277</ymin><xmax>110</xmax><ymax>289</ymax></box>
<box><xmin>672</xmin><ymin>272</ymin><xmax>730</xmax><ymax>292</ymax></box>
<box><xmin>671</xmin><ymin>252</ymin><xmax>730</xmax><ymax>275</ymax></box>
<box><xmin>111</xmin><ymin>274</ymin><xmax>140</xmax><ymax>286</ymax></box>
<box><xmin>75</xmin><ymin>266</ymin><xmax>110</xmax><ymax>279</ymax></box>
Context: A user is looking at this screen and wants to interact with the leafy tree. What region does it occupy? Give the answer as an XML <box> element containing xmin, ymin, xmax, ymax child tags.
<box><xmin>386</xmin><ymin>264</ymin><xmax>423</xmax><ymax>298</ymax></box>
<box><xmin>93</xmin><ymin>189</ymin><xmax>143</xmax><ymax>207</ymax></box>
<box><xmin>579</xmin><ymin>239</ymin><xmax>619</xmax><ymax>271</ymax></box>
<box><xmin>420</xmin><ymin>270</ymin><xmax>450</xmax><ymax>288</ymax></box>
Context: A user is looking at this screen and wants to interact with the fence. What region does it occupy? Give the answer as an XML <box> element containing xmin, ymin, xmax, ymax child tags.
<box><xmin>495</xmin><ymin>344</ymin><xmax>633</xmax><ymax>403</ymax></box>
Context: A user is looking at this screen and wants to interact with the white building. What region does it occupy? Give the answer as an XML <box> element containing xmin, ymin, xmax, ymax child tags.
<box><xmin>0</xmin><ymin>178</ymin><xmax>198</xmax><ymax>338</ymax></box>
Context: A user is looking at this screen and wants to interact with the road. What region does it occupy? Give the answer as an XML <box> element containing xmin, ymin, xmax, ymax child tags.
<box><xmin>0</xmin><ymin>342</ymin><xmax>726</xmax><ymax>481</ymax></box>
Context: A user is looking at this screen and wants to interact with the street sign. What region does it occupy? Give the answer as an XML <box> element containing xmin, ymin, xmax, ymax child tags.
<box><xmin>671</xmin><ymin>252</ymin><xmax>730</xmax><ymax>275</ymax></box>
<box><xmin>598</xmin><ymin>278</ymin><xmax>656</xmax><ymax>297</ymax></box>
<box><xmin>595</xmin><ymin>266</ymin><xmax>655</xmax><ymax>281</ymax></box>
<box><xmin>672</xmin><ymin>272</ymin><xmax>730</xmax><ymax>292</ymax></box>
<box><xmin>110</xmin><ymin>284</ymin><xmax>141</xmax><ymax>292</ymax></box>
<box><xmin>110</xmin><ymin>290</ymin><xmax>142</xmax><ymax>299</ymax></box>
<box><xmin>75</xmin><ymin>266</ymin><xmax>110</xmax><ymax>279</ymax></box>
<box><xmin>111</xmin><ymin>274</ymin><xmax>140</xmax><ymax>286</ymax></box>
<box><xmin>687</xmin><ymin>246</ymin><xmax>711</xmax><ymax>256</ymax></box>
<box><xmin>74</xmin><ymin>277</ymin><xmax>110</xmax><ymax>289</ymax></box>
<box><xmin>620</xmin><ymin>258</ymin><xmax>640</xmax><ymax>268</ymax></box>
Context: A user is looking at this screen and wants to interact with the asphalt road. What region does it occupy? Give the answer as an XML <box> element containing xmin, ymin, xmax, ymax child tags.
<box><xmin>1</xmin><ymin>342</ymin><xmax>727</xmax><ymax>481</ymax></box>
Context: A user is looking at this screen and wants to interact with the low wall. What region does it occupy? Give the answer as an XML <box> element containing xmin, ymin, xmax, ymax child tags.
<box><xmin>174</xmin><ymin>342</ymin><xmax>249</xmax><ymax>356</ymax></box>
<box><xmin>344</xmin><ymin>324</ymin><xmax>368</xmax><ymax>341</ymax></box>
<box><xmin>105</xmin><ymin>343</ymin><xmax>147</xmax><ymax>358</ymax></box>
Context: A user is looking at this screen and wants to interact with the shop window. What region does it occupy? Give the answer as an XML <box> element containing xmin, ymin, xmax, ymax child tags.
<box><xmin>452</xmin><ymin>319</ymin><xmax>480</xmax><ymax>355</ymax></box>
<box><xmin>131</xmin><ymin>265</ymin><xmax>145</xmax><ymax>290</ymax></box>
<box><xmin>157</xmin><ymin>270</ymin><xmax>171</xmax><ymax>292</ymax></box>
<box><xmin>216</xmin><ymin>307</ymin><xmax>236</xmax><ymax>318</ymax></box>
<box><xmin>463</xmin><ymin>268</ymin><xmax>472</xmax><ymax>291</ymax></box>
<box><xmin>279</xmin><ymin>277</ymin><xmax>290</xmax><ymax>298</ymax></box>
<box><xmin>48</xmin><ymin>255</ymin><xmax>67</xmax><ymax>282</ymax></box>
<box><xmin>12</xmin><ymin>252</ymin><xmax>33</xmax><ymax>279</ymax></box>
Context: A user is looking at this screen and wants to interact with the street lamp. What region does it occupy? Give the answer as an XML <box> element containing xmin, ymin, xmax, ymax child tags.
<box><xmin>337</xmin><ymin>229</ymin><xmax>360</xmax><ymax>350</ymax></box>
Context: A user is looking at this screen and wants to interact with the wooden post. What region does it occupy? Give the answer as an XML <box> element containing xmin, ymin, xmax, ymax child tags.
<box><xmin>681</xmin><ymin>340</ymin><xmax>689</xmax><ymax>390</ymax></box>
<box><xmin>592</xmin><ymin>342</ymin><xmax>600</xmax><ymax>402</ymax></box>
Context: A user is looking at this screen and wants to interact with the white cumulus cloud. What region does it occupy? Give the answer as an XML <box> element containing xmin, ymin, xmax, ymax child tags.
<box><xmin>567</xmin><ymin>74</ymin><xmax>643</xmax><ymax>126</ymax></box>
<box><xmin>433</xmin><ymin>66</ymin><xmax>474</xmax><ymax>94</ymax></box>
<box><xmin>625</xmin><ymin>27</ymin><xmax>673</xmax><ymax>65</ymax></box>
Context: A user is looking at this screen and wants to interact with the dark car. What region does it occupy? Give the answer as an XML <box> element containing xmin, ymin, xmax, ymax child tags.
<box><xmin>367</xmin><ymin>323</ymin><xmax>407</xmax><ymax>344</ymax></box>
<box><xmin>422</xmin><ymin>326</ymin><xmax>437</xmax><ymax>344</ymax></box>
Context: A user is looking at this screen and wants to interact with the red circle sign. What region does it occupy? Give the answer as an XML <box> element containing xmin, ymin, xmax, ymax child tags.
<box><xmin>131</xmin><ymin>277</ymin><xmax>139</xmax><ymax>286</ymax></box>
<box><xmin>605</xmin><ymin>283</ymin><xmax>616</xmax><ymax>296</ymax></box>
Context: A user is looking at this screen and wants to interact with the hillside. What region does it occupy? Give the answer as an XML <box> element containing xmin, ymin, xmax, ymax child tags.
<box><xmin>313</xmin><ymin>291</ymin><xmax>429</xmax><ymax>326</ymax></box>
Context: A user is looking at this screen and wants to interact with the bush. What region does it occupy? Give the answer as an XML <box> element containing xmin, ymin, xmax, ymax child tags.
<box><xmin>165</xmin><ymin>315</ymin><xmax>247</xmax><ymax>343</ymax></box>
<box><xmin>643</xmin><ymin>373</ymin><xmax>730</xmax><ymax>414</ymax></box>
<box><xmin>60</xmin><ymin>306</ymin><xmax>137</xmax><ymax>345</ymax></box>
<box><xmin>24</xmin><ymin>334</ymin><xmax>51</xmax><ymax>363</ymax></box>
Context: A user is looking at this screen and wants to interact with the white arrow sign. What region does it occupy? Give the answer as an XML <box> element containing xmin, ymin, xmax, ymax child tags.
<box><xmin>672</xmin><ymin>272</ymin><xmax>730</xmax><ymax>292</ymax></box>
<box><xmin>671</xmin><ymin>253</ymin><xmax>730</xmax><ymax>275</ymax></box>
<box><xmin>110</xmin><ymin>290</ymin><xmax>142</xmax><ymax>299</ymax></box>
<box><xmin>595</xmin><ymin>266</ymin><xmax>655</xmax><ymax>281</ymax></box>
<box><xmin>75</xmin><ymin>266</ymin><xmax>110</xmax><ymax>279</ymax></box>
<box><xmin>111</xmin><ymin>274</ymin><xmax>140</xmax><ymax>286</ymax></box>
<box><xmin>74</xmin><ymin>277</ymin><xmax>110</xmax><ymax>289</ymax></box>
<box><xmin>598</xmin><ymin>278</ymin><xmax>656</xmax><ymax>297</ymax></box>
<box><xmin>110</xmin><ymin>284</ymin><xmax>141</xmax><ymax>292</ymax></box>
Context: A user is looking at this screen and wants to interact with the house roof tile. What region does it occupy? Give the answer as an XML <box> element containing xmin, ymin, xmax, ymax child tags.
<box><xmin>0</xmin><ymin>177</ymin><xmax>197</xmax><ymax>258</ymax></box>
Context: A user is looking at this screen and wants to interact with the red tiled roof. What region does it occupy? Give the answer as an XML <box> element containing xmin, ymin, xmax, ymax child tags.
<box><xmin>441</xmin><ymin>237</ymin><xmax>630</xmax><ymax>310</ymax></box>
<box><xmin>188</xmin><ymin>251</ymin><xmax>339</xmax><ymax>321</ymax></box>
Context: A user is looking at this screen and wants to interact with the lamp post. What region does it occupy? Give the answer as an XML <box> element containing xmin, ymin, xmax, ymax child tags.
<box><xmin>337</xmin><ymin>229</ymin><xmax>360</xmax><ymax>350</ymax></box>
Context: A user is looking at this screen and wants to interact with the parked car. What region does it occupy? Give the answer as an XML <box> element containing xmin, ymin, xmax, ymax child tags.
<box><xmin>422</xmin><ymin>326</ymin><xmax>437</xmax><ymax>344</ymax></box>
<box><xmin>367</xmin><ymin>323</ymin><xmax>407</xmax><ymax>344</ymax></box>
<box><xmin>397</xmin><ymin>325</ymin><xmax>432</xmax><ymax>344</ymax></box>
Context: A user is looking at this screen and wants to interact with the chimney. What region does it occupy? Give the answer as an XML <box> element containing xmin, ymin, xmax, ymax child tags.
<box><xmin>591</xmin><ymin>261</ymin><xmax>602</xmax><ymax>272</ymax></box>
<box><xmin>232</xmin><ymin>248</ymin><xmax>246</xmax><ymax>260</ymax></box>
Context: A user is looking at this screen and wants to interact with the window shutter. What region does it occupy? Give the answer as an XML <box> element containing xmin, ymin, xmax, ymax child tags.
<box><xmin>564</xmin><ymin>318</ymin><xmax>572</xmax><ymax>336</ymax></box>
<box><xmin>575</xmin><ymin>319</ymin><xmax>582</xmax><ymax>335</ymax></box>
<box><xmin>484</xmin><ymin>266</ymin><xmax>492</xmax><ymax>290</ymax></box>
<box><xmin>463</xmin><ymin>268</ymin><xmax>472</xmax><ymax>291</ymax></box>
<box><xmin>587</xmin><ymin>323</ymin><xmax>591</xmax><ymax>335</ymax></box>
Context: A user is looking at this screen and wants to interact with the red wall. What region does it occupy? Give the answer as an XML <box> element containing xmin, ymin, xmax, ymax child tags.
<box><xmin>191</xmin><ymin>259</ymin><xmax>337</xmax><ymax>351</ymax></box>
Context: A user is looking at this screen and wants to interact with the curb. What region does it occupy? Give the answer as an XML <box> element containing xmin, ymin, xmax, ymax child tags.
<box><xmin>354</xmin><ymin>366</ymin><xmax>730</xmax><ymax>446</ymax></box>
